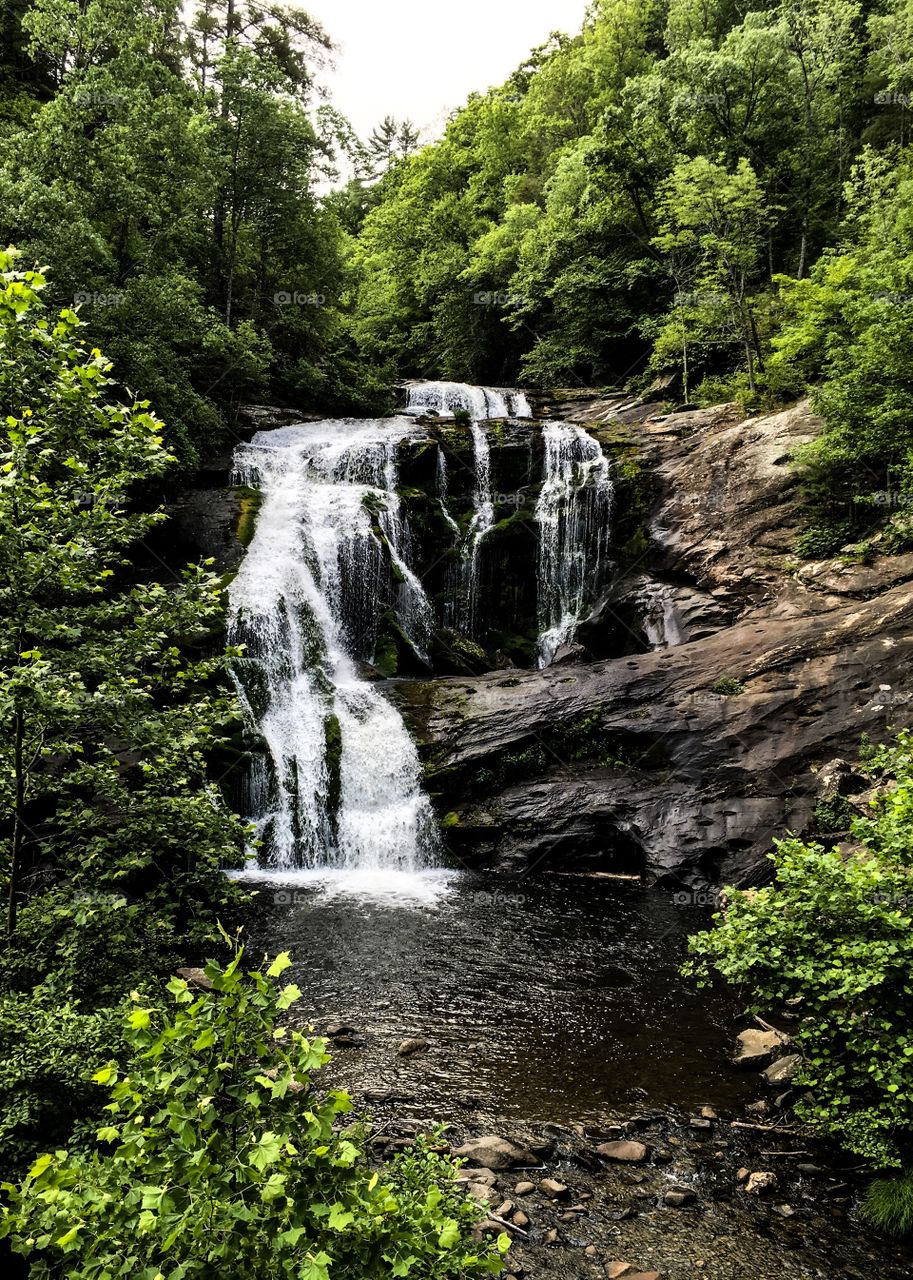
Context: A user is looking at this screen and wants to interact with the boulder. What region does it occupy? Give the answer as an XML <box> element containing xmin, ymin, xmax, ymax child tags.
<box><xmin>763</xmin><ymin>1054</ymin><xmax>801</xmax><ymax>1085</ymax></box>
<box><xmin>596</xmin><ymin>1140</ymin><xmax>648</xmax><ymax>1163</ymax></box>
<box><xmin>453</xmin><ymin>1136</ymin><xmax>538</xmax><ymax>1170</ymax></box>
<box><xmin>732</xmin><ymin>1028</ymin><xmax>786</xmax><ymax>1068</ymax></box>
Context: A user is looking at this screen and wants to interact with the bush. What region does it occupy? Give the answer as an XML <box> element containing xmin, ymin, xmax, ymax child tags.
<box><xmin>687</xmin><ymin>733</ymin><xmax>913</xmax><ymax>1166</ymax></box>
<box><xmin>0</xmin><ymin>944</ymin><xmax>507</xmax><ymax>1279</ymax></box>
<box><xmin>861</xmin><ymin>1170</ymin><xmax>913</xmax><ymax>1237</ymax></box>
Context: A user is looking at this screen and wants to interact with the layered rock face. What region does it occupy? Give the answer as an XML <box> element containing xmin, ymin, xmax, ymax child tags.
<box><xmin>394</xmin><ymin>398</ymin><xmax>913</xmax><ymax>885</ymax></box>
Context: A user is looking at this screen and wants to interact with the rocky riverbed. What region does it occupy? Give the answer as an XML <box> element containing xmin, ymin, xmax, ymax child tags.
<box><xmin>247</xmin><ymin>872</ymin><xmax>913</xmax><ymax>1280</ymax></box>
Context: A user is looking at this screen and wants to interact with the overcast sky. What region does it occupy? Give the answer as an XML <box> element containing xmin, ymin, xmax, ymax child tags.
<box><xmin>305</xmin><ymin>0</ymin><xmax>591</xmax><ymax>141</ymax></box>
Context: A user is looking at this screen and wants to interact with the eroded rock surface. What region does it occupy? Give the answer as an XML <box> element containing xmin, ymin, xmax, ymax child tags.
<box><xmin>394</xmin><ymin>398</ymin><xmax>913</xmax><ymax>884</ymax></box>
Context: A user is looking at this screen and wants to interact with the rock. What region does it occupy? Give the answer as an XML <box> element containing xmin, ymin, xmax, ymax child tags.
<box><xmin>744</xmin><ymin>1171</ymin><xmax>778</xmax><ymax>1197</ymax></box>
<box><xmin>453</xmin><ymin>1136</ymin><xmax>538</xmax><ymax>1170</ymax></box>
<box><xmin>663</xmin><ymin>1189</ymin><xmax>696</xmax><ymax>1207</ymax></box>
<box><xmin>736</xmin><ymin>1168</ymin><xmax>750</xmax><ymax>1183</ymax></box>
<box><xmin>596</xmin><ymin>1140</ymin><xmax>648</xmax><ymax>1163</ymax></box>
<box><xmin>325</xmin><ymin>1022</ymin><xmax>356</xmax><ymax>1037</ymax></box>
<box><xmin>700</xmin><ymin>1106</ymin><xmax>718</xmax><ymax>1120</ymax></box>
<box><xmin>605</xmin><ymin>1266</ymin><xmax>634</xmax><ymax>1279</ymax></box>
<box><xmin>538</xmin><ymin>1178</ymin><xmax>570</xmax><ymax>1200</ymax></box>
<box><xmin>514</xmin><ymin>1181</ymin><xmax>535</xmax><ymax>1196</ymax></box>
<box><xmin>544</xmin><ymin>1228</ymin><xmax>558</xmax><ymax>1244</ymax></box>
<box><xmin>763</xmin><ymin>1054</ymin><xmax>801</xmax><ymax>1085</ymax></box>
<box><xmin>653</xmin><ymin>1149</ymin><xmax>673</xmax><ymax>1164</ymax></box>
<box><xmin>732</xmin><ymin>1028</ymin><xmax>786</xmax><ymax>1068</ymax></box>
<box><xmin>455</xmin><ymin>1167</ymin><xmax>497</xmax><ymax>1186</ymax></box>
<box><xmin>465</xmin><ymin>1182</ymin><xmax>495</xmax><ymax>1204</ymax></box>
<box><xmin>627</xmin><ymin>1273</ymin><xmax>662</xmax><ymax>1280</ymax></box>
<box><xmin>746</xmin><ymin>1100</ymin><xmax>770</xmax><ymax>1116</ymax></box>
<box><xmin>689</xmin><ymin>1117</ymin><xmax>712</xmax><ymax>1130</ymax></box>
<box><xmin>512</xmin><ymin>1210</ymin><xmax>529</xmax><ymax>1228</ymax></box>
<box><xmin>494</xmin><ymin>1200</ymin><xmax>514</xmax><ymax>1217</ymax></box>
<box><xmin>397</xmin><ymin>1037</ymin><xmax>429</xmax><ymax>1056</ymax></box>
<box><xmin>176</xmin><ymin>966</ymin><xmax>213</xmax><ymax>990</ymax></box>
<box><xmin>774</xmin><ymin>1203</ymin><xmax>796</xmax><ymax>1217</ymax></box>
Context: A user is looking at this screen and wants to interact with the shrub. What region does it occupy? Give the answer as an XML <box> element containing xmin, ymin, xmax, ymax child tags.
<box><xmin>0</xmin><ymin>944</ymin><xmax>507</xmax><ymax>1279</ymax></box>
<box><xmin>688</xmin><ymin>733</ymin><xmax>913</xmax><ymax>1166</ymax></box>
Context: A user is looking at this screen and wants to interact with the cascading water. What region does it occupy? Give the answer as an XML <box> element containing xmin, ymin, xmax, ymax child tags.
<box><xmin>406</xmin><ymin>380</ymin><xmax>532</xmax><ymax>634</ymax></box>
<box><xmin>535</xmin><ymin>422</ymin><xmax>614</xmax><ymax>668</ymax></box>
<box><xmin>228</xmin><ymin>419</ymin><xmax>441</xmax><ymax>897</ymax></box>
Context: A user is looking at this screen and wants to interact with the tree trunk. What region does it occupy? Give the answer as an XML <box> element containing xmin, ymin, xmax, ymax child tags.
<box><xmin>8</xmin><ymin>707</ymin><xmax>25</xmax><ymax>939</ymax></box>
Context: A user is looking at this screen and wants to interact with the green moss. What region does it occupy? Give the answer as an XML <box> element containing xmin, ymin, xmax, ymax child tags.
<box><xmin>441</xmin><ymin>811</ymin><xmax>460</xmax><ymax>829</ymax></box>
<box><xmin>711</xmin><ymin>677</ymin><xmax>747</xmax><ymax>696</ymax></box>
<box><xmin>234</xmin><ymin>488</ymin><xmax>263</xmax><ymax>548</ymax></box>
<box><xmin>372</xmin><ymin>632</ymin><xmax>398</xmax><ymax>677</ymax></box>
<box><xmin>324</xmin><ymin>713</ymin><xmax>342</xmax><ymax>816</ymax></box>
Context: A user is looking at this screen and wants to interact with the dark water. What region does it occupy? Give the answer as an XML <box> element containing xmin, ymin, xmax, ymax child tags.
<box><xmin>251</xmin><ymin>872</ymin><xmax>755</xmax><ymax>1123</ymax></box>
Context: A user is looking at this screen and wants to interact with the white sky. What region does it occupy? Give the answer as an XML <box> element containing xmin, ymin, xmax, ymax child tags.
<box><xmin>305</xmin><ymin>0</ymin><xmax>591</xmax><ymax>141</ymax></box>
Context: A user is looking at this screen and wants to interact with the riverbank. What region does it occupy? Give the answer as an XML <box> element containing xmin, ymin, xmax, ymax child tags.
<box><xmin>245</xmin><ymin>870</ymin><xmax>913</xmax><ymax>1279</ymax></box>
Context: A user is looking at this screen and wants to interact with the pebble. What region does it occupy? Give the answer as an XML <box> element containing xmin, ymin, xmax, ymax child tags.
<box><xmin>689</xmin><ymin>1117</ymin><xmax>712</xmax><ymax>1130</ymax></box>
<box><xmin>539</xmin><ymin>1178</ymin><xmax>570</xmax><ymax>1199</ymax></box>
<box><xmin>512</xmin><ymin>1210</ymin><xmax>529</xmax><ymax>1228</ymax></box>
<box><xmin>514</xmin><ymin>1181</ymin><xmax>535</xmax><ymax>1196</ymax></box>
<box><xmin>605</xmin><ymin>1265</ymin><xmax>634</xmax><ymax>1279</ymax></box>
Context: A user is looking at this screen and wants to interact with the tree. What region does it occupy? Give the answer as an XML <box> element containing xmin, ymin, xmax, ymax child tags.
<box><xmin>0</xmin><ymin>249</ymin><xmax>246</xmax><ymax>943</ymax></box>
<box><xmin>652</xmin><ymin>156</ymin><xmax>769</xmax><ymax>393</ymax></box>
<box><xmin>0</xmin><ymin>944</ymin><xmax>508</xmax><ymax>1278</ymax></box>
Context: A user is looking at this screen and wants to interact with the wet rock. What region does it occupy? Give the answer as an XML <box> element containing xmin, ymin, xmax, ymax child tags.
<box><xmin>746</xmin><ymin>1099</ymin><xmax>770</xmax><ymax>1116</ymax></box>
<box><xmin>774</xmin><ymin>1203</ymin><xmax>797</xmax><ymax>1217</ymax></box>
<box><xmin>700</xmin><ymin>1106</ymin><xmax>718</xmax><ymax>1120</ymax></box>
<box><xmin>596</xmin><ymin>1140</ymin><xmax>648</xmax><ymax>1163</ymax></box>
<box><xmin>453</xmin><ymin>1136</ymin><xmax>538</xmax><ymax>1170</ymax></box>
<box><xmin>512</xmin><ymin>1210</ymin><xmax>529</xmax><ymax>1229</ymax></box>
<box><xmin>689</xmin><ymin>1117</ymin><xmax>712</xmax><ymax>1130</ymax></box>
<box><xmin>325</xmin><ymin>1022</ymin><xmax>356</xmax><ymax>1037</ymax></box>
<box><xmin>653</xmin><ymin>1149</ymin><xmax>673</xmax><ymax>1164</ymax></box>
<box><xmin>763</xmin><ymin>1054</ymin><xmax>801</xmax><ymax>1085</ymax></box>
<box><xmin>733</xmin><ymin>1028</ymin><xmax>786</xmax><ymax>1068</ymax></box>
<box><xmin>736</xmin><ymin>1168</ymin><xmax>750</xmax><ymax>1183</ymax></box>
<box><xmin>397</xmin><ymin>1037</ymin><xmax>429</xmax><ymax>1056</ymax></box>
<box><xmin>543</xmin><ymin>1228</ymin><xmax>559</xmax><ymax>1244</ymax></box>
<box><xmin>627</xmin><ymin>1273</ymin><xmax>662</xmax><ymax>1280</ymax></box>
<box><xmin>539</xmin><ymin>1178</ymin><xmax>570</xmax><ymax>1200</ymax></box>
<box><xmin>744</xmin><ymin>1171</ymin><xmax>779</xmax><ymax>1196</ymax></box>
<box><xmin>494</xmin><ymin>1199</ymin><xmax>514</xmax><ymax>1217</ymax></box>
<box><xmin>514</xmin><ymin>1181</ymin><xmax>535</xmax><ymax>1196</ymax></box>
<box><xmin>605</xmin><ymin>1266</ymin><xmax>634</xmax><ymax>1279</ymax></box>
<box><xmin>663</xmin><ymin>1189</ymin><xmax>697</xmax><ymax>1207</ymax></box>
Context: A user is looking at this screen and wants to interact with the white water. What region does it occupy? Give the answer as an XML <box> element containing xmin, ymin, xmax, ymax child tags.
<box><xmin>535</xmin><ymin>423</ymin><xmax>614</xmax><ymax>668</ymax></box>
<box><xmin>228</xmin><ymin>419</ymin><xmax>439</xmax><ymax>890</ymax></box>
<box><xmin>404</xmin><ymin>380</ymin><xmax>531</xmax><ymax>420</ymax></box>
<box><xmin>407</xmin><ymin>380</ymin><xmax>531</xmax><ymax>634</ymax></box>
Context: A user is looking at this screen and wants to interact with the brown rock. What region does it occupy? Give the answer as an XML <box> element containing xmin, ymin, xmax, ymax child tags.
<box><xmin>597</xmin><ymin>1140</ymin><xmax>648</xmax><ymax>1163</ymax></box>
<box><xmin>453</xmin><ymin>1136</ymin><xmax>538</xmax><ymax>1170</ymax></box>
<box><xmin>397</xmin><ymin>1037</ymin><xmax>429</xmax><ymax>1056</ymax></box>
<box><xmin>539</xmin><ymin>1178</ymin><xmax>570</xmax><ymax>1200</ymax></box>
<box><xmin>744</xmin><ymin>1171</ymin><xmax>778</xmax><ymax>1196</ymax></box>
<box><xmin>732</xmin><ymin>1028</ymin><xmax>786</xmax><ymax>1068</ymax></box>
<box><xmin>514</xmin><ymin>1181</ymin><xmax>535</xmax><ymax>1196</ymax></box>
<box><xmin>605</xmin><ymin>1266</ymin><xmax>634</xmax><ymax>1280</ymax></box>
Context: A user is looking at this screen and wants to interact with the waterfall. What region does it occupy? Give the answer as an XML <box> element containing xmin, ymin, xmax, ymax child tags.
<box><xmin>407</xmin><ymin>380</ymin><xmax>531</xmax><ymax>634</ymax></box>
<box><xmin>535</xmin><ymin>423</ymin><xmax>614</xmax><ymax>668</ymax></box>
<box><xmin>404</xmin><ymin>379</ymin><xmax>531</xmax><ymax>420</ymax></box>
<box><xmin>228</xmin><ymin>419</ymin><xmax>439</xmax><ymax>886</ymax></box>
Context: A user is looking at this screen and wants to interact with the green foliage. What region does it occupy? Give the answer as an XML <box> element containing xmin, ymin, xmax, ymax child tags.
<box><xmin>711</xmin><ymin>677</ymin><xmax>746</xmax><ymax>696</ymax></box>
<box><xmin>0</xmin><ymin>946</ymin><xmax>506</xmax><ymax>1278</ymax></box>
<box><xmin>688</xmin><ymin>732</ymin><xmax>913</xmax><ymax>1165</ymax></box>
<box><xmin>861</xmin><ymin>1169</ymin><xmax>913</xmax><ymax>1237</ymax></box>
<box><xmin>0</xmin><ymin>251</ymin><xmax>246</xmax><ymax>947</ymax></box>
